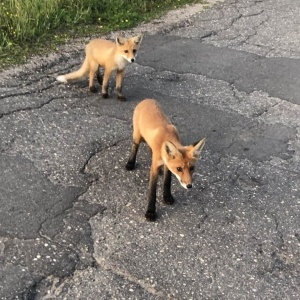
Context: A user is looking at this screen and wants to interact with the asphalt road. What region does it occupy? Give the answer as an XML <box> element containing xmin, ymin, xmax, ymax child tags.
<box><xmin>1</xmin><ymin>0</ymin><xmax>300</xmax><ymax>299</ymax></box>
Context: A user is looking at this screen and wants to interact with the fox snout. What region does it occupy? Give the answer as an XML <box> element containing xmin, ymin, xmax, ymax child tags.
<box><xmin>180</xmin><ymin>181</ymin><xmax>193</xmax><ymax>189</ymax></box>
<box><xmin>122</xmin><ymin>55</ymin><xmax>135</xmax><ymax>63</ymax></box>
<box><xmin>173</xmin><ymin>173</ymin><xmax>193</xmax><ymax>190</ymax></box>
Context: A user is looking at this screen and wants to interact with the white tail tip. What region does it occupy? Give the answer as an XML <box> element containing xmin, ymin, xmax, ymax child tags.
<box><xmin>56</xmin><ymin>75</ymin><xmax>68</xmax><ymax>83</ymax></box>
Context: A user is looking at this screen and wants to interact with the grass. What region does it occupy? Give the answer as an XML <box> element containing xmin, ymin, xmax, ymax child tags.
<box><xmin>0</xmin><ymin>0</ymin><xmax>204</xmax><ymax>69</ymax></box>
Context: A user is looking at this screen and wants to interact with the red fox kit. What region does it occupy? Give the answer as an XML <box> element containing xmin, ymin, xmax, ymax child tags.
<box><xmin>126</xmin><ymin>99</ymin><xmax>206</xmax><ymax>221</ymax></box>
<box><xmin>56</xmin><ymin>34</ymin><xmax>143</xmax><ymax>100</ymax></box>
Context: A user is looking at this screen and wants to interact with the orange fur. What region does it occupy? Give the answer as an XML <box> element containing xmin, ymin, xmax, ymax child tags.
<box><xmin>126</xmin><ymin>99</ymin><xmax>206</xmax><ymax>221</ymax></box>
<box><xmin>57</xmin><ymin>35</ymin><xmax>143</xmax><ymax>100</ymax></box>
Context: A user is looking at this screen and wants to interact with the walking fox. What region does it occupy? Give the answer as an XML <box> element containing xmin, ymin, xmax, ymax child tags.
<box><xmin>56</xmin><ymin>34</ymin><xmax>143</xmax><ymax>100</ymax></box>
<box><xmin>126</xmin><ymin>99</ymin><xmax>206</xmax><ymax>221</ymax></box>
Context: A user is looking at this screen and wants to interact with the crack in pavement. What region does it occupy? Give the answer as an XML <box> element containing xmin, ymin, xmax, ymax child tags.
<box><xmin>0</xmin><ymin>95</ymin><xmax>66</xmax><ymax>119</ymax></box>
<box><xmin>0</xmin><ymin>79</ymin><xmax>57</xmax><ymax>99</ymax></box>
<box><xmin>95</xmin><ymin>258</ymin><xmax>171</xmax><ymax>299</ymax></box>
<box><xmin>240</xmin><ymin>13</ymin><xmax>269</xmax><ymax>46</ymax></box>
<box><xmin>139</xmin><ymin>35</ymin><xmax>300</xmax><ymax>104</ymax></box>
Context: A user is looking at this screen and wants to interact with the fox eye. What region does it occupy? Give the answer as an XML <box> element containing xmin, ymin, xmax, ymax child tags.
<box><xmin>124</xmin><ymin>50</ymin><xmax>129</xmax><ymax>53</ymax></box>
<box><xmin>189</xmin><ymin>166</ymin><xmax>195</xmax><ymax>171</ymax></box>
<box><xmin>133</xmin><ymin>49</ymin><xmax>137</xmax><ymax>53</ymax></box>
<box><xmin>177</xmin><ymin>167</ymin><xmax>183</xmax><ymax>172</ymax></box>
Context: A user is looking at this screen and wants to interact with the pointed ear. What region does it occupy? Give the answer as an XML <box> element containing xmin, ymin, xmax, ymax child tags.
<box><xmin>164</xmin><ymin>141</ymin><xmax>181</xmax><ymax>159</ymax></box>
<box><xmin>133</xmin><ymin>34</ymin><xmax>143</xmax><ymax>45</ymax></box>
<box><xmin>192</xmin><ymin>138</ymin><xmax>206</xmax><ymax>159</ymax></box>
<box><xmin>116</xmin><ymin>36</ymin><xmax>126</xmax><ymax>46</ymax></box>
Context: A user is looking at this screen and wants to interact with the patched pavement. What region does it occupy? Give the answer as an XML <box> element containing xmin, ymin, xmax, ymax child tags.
<box><xmin>1</xmin><ymin>0</ymin><xmax>300</xmax><ymax>299</ymax></box>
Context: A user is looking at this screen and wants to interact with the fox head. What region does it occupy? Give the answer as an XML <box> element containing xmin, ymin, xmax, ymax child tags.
<box><xmin>116</xmin><ymin>34</ymin><xmax>143</xmax><ymax>63</ymax></box>
<box><xmin>162</xmin><ymin>138</ymin><xmax>206</xmax><ymax>189</ymax></box>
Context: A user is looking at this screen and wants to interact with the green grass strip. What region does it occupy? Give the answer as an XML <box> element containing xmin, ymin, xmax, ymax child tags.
<box><xmin>0</xmin><ymin>0</ymin><xmax>204</xmax><ymax>68</ymax></box>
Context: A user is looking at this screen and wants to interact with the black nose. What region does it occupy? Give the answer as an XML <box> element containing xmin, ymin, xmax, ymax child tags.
<box><xmin>131</xmin><ymin>58</ymin><xmax>135</xmax><ymax>62</ymax></box>
<box><xmin>187</xmin><ymin>184</ymin><xmax>192</xmax><ymax>189</ymax></box>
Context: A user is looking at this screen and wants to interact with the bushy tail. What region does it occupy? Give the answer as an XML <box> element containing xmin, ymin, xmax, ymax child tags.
<box><xmin>56</xmin><ymin>57</ymin><xmax>89</xmax><ymax>83</ymax></box>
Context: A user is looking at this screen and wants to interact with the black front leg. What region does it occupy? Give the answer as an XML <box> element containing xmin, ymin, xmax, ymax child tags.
<box><xmin>125</xmin><ymin>142</ymin><xmax>139</xmax><ymax>171</ymax></box>
<box><xmin>145</xmin><ymin>166</ymin><xmax>159</xmax><ymax>221</ymax></box>
<box><xmin>163</xmin><ymin>165</ymin><xmax>175</xmax><ymax>205</ymax></box>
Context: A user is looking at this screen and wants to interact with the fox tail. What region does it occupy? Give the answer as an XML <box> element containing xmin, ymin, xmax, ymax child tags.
<box><xmin>56</xmin><ymin>57</ymin><xmax>89</xmax><ymax>83</ymax></box>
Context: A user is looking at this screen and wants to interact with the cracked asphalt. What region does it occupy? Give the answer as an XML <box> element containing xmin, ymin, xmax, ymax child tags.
<box><xmin>1</xmin><ymin>0</ymin><xmax>300</xmax><ymax>299</ymax></box>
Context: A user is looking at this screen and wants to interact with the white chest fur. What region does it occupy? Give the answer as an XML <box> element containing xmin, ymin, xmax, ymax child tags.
<box><xmin>114</xmin><ymin>55</ymin><xmax>130</xmax><ymax>71</ymax></box>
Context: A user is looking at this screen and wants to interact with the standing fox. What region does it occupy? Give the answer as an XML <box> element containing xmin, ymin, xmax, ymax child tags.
<box><xmin>126</xmin><ymin>99</ymin><xmax>206</xmax><ymax>221</ymax></box>
<box><xmin>56</xmin><ymin>34</ymin><xmax>143</xmax><ymax>100</ymax></box>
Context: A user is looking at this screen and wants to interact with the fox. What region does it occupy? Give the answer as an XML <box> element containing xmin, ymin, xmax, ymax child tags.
<box><xmin>125</xmin><ymin>99</ymin><xmax>206</xmax><ymax>221</ymax></box>
<box><xmin>56</xmin><ymin>34</ymin><xmax>143</xmax><ymax>101</ymax></box>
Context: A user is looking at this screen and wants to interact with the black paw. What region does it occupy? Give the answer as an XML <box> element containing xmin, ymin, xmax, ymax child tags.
<box><xmin>117</xmin><ymin>95</ymin><xmax>127</xmax><ymax>101</ymax></box>
<box><xmin>102</xmin><ymin>93</ymin><xmax>109</xmax><ymax>99</ymax></box>
<box><xmin>145</xmin><ymin>211</ymin><xmax>157</xmax><ymax>222</ymax></box>
<box><xmin>125</xmin><ymin>161</ymin><xmax>135</xmax><ymax>170</ymax></box>
<box><xmin>89</xmin><ymin>86</ymin><xmax>97</xmax><ymax>93</ymax></box>
<box><xmin>163</xmin><ymin>194</ymin><xmax>175</xmax><ymax>205</ymax></box>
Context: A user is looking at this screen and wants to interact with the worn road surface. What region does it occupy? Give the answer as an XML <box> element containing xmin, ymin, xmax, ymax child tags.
<box><xmin>1</xmin><ymin>0</ymin><xmax>300</xmax><ymax>299</ymax></box>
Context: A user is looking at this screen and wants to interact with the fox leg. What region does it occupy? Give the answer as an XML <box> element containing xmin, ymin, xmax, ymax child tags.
<box><xmin>116</xmin><ymin>70</ymin><xmax>126</xmax><ymax>101</ymax></box>
<box><xmin>163</xmin><ymin>165</ymin><xmax>175</xmax><ymax>205</ymax></box>
<box><xmin>89</xmin><ymin>62</ymin><xmax>98</xmax><ymax>93</ymax></box>
<box><xmin>125</xmin><ymin>130</ymin><xmax>141</xmax><ymax>170</ymax></box>
<box><xmin>101</xmin><ymin>68</ymin><xmax>112</xmax><ymax>98</ymax></box>
<box><xmin>125</xmin><ymin>142</ymin><xmax>140</xmax><ymax>170</ymax></box>
<box><xmin>145</xmin><ymin>163</ymin><xmax>160</xmax><ymax>221</ymax></box>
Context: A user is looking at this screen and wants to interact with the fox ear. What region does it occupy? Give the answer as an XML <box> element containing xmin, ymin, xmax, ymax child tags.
<box><xmin>116</xmin><ymin>36</ymin><xmax>126</xmax><ymax>45</ymax></box>
<box><xmin>192</xmin><ymin>138</ymin><xmax>206</xmax><ymax>159</ymax></box>
<box><xmin>164</xmin><ymin>141</ymin><xmax>180</xmax><ymax>159</ymax></box>
<box><xmin>133</xmin><ymin>34</ymin><xmax>143</xmax><ymax>45</ymax></box>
